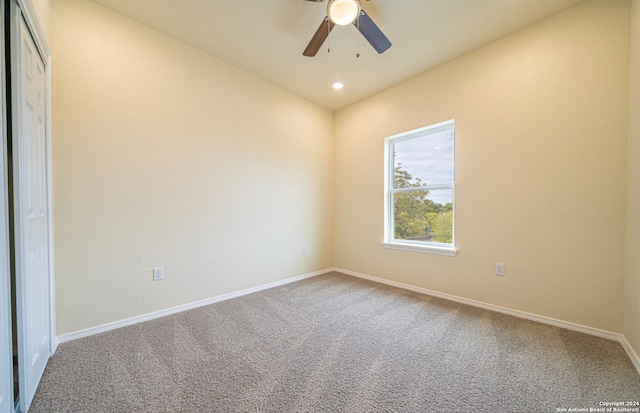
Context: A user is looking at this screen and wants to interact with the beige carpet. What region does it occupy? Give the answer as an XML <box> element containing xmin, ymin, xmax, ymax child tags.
<box><xmin>30</xmin><ymin>272</ymin><xmax>640</xmax><ymax>412</ymax></box>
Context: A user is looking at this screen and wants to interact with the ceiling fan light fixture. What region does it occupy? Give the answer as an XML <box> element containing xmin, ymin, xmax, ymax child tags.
<box><xmin>327</xmin><ymin>0</ymin><xmax>360</xmax><ymax>26</ymax></box>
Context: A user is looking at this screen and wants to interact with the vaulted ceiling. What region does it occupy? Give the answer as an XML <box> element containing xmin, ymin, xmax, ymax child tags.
<box><xmin>91</xmin><ymin>0</ymin><xmax>585</xmax><ymax>111</ymax></box>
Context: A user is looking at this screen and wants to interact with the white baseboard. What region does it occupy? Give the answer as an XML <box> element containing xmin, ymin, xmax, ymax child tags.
<box><xmin>57</xmin><ymin>268</ymin><xmax>332</xmax><ymax>344</ymax></box>
<box><xmin>620</xmin><ymin>336</ymin><xmax>640</xmax><ymax>375</ymax></box>
<box><xmin>334</xmin><ymin>267</ymin><xmax>640</xmax><ymax>375</ymax></box>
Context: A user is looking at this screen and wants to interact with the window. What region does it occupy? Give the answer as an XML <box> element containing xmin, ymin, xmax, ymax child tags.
<box><xmin>383</xmin><ymin>120</ymin><xmax>456</xmax><ymax>256</ymax></box>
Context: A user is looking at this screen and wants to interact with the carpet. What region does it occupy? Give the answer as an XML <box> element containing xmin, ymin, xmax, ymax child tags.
<box><xmin>29</xmin><ymin>272</ymin><xmax>640</xmax><ymax>412</ymax></box>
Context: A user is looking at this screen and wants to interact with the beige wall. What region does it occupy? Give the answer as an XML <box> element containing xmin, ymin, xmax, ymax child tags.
<box><xmin>625</xmin><ymin>0</ymin><xmax>640</xmax><ymax>357</ymax></box>
<box><xmin>53</xmin><ymin>0</ymin><xmax>334</xmax><ymax>334</ymax></box>
<box><xmin>334</xmin><ymin>0</ymin><xmax>629</xmax><ymax>332</ymax></box>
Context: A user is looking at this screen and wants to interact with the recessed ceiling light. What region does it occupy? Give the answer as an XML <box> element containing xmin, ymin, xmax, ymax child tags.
<box><xmin>332</xmin><ymin>81</ymin><xmax>344</xmax><ymax>90</ymax></box>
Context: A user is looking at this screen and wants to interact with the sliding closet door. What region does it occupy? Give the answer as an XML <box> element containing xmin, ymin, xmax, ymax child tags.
<box><xmin>0</xmin><ymin>2</ymin><xmax>15</xmax><ymax>411</ymax></box>
<box><xmin>12</xmin><ymin>6</ymin><xmax>50</xmax><ymax>411</ymax></box>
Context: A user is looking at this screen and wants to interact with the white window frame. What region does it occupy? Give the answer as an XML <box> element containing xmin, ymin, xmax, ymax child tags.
<box><xmin>383</xmin><ymin>120</ymin><xmax>457</xmax><ymax>256</ymax></box>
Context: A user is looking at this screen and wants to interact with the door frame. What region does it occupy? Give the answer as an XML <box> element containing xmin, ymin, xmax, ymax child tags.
<box><xmin>0</xmin><ymin>0</ymin><xmax>15</xmax><ymax>410</ymax></box>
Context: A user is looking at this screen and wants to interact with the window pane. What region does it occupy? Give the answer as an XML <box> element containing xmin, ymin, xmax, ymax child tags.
<box><xmin>393</xmin><ymin>129</ymin><xmax>454</xmax><ymax>188</ymax></box>
<box><xmin>393</xmin><ymin>189</ymin><xmax>453</xmax><ymax>244</ymax></box>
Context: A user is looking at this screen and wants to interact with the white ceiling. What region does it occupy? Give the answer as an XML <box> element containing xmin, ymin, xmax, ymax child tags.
<box><xmin>91</xmin><ymin>0</ymin><xmax>584</xmax><ymax>111</ymax></box>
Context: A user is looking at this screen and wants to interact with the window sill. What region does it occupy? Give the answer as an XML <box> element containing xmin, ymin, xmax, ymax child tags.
<box><xmin>382</xmin><ymin>241</ymin><xmax>457</xmax><ymax>256</ymax></box>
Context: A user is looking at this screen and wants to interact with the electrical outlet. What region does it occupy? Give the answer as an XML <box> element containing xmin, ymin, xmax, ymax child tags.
<box><xmin>153</xmin><ymin>267</ymin><xmax>164</xmax><ymax>281</ymax></box>
<box><xmin>302</xmin><ymin>246</ymin><xmax>308</xmax><ymax>255</ymax></box>
<box><xmin>495</xmin><ymin>263</ymin><xmax>505</xmax><ymax>276</ymax></box>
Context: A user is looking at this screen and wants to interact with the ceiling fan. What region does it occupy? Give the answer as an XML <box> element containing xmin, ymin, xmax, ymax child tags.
<box><xmin>302</xmin><ymin>0</ymin><xmax>392</xmax><ymax>57</ymax></box>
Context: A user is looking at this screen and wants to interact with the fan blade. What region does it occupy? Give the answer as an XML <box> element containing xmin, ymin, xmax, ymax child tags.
<box><xmin>353</xmin><ymin>9</ymin><xmax>391</xmax><ymax>54</ymax></box>
<box><xmin>303</xmin><ymin>17</ymin><xmax>335</xmax><ymax>57</ymax></box>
